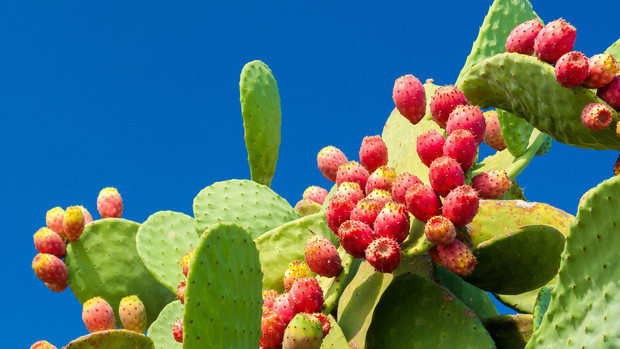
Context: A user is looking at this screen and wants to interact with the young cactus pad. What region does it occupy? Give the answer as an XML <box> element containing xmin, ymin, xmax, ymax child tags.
<box><xmin>63</xmin><ymin>329</ymin><xmax>154</xmax><ymax>349</ymax></box>
<box><xmin>497</xmin><ymin>108</ymin><xmax>534</xmax><ymax>157</ymax></box>
<box><xmin>146</xmin><ymin>300</ymin><xmax>183</xmax><ymax>349</ymax></box>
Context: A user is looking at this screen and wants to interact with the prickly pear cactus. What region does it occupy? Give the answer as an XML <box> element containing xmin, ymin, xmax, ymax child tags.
<box><xmin>146</xmin><ymin>300</ymin><xmax>183</xmax><ymax>349</ymax></box>
<box><xmin>64</xmin><ymin>330</ymin><xmax>154</xmax><ymax>349</ymax></box>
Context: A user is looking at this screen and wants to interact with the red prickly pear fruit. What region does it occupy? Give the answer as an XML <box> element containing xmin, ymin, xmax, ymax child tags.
<box><xmin>350</xmin><ymin>198</ymin><xmax>382</xmax><ymax>229</ymax></box>
<box><xmin>338</xmin><ymin>220</ymin><xmax>375</xmax><ymax>258</ymax></box>
<box><xmin>584</xmin><ymin>53</ymin><xmax>619</xmax><ymax>89</ymax></box>
<box><xmin>336</xmin><ymin>161</ymin><xmax>370</xmax><ymax>192</ymax></box>
<box><xmin>317</xmin><ymin>146</ymin><xmax>348</xmax><ymax>182</ymax></box>
<box><xmin>119</xmin><ymin>295</ymin><xmax>147</xmax><ymax>333</ymax></box>
<box><xmin>359</xmin><ymin>135</ymin><xmax>388</xmax><ymax>173</ymax></box>
<box><xmin>471</xmin><ymin>170</ymin><xmax>513</xmax><ymax>199</ymax></box>
<box><xmin>260</xmin><ymin>307</ymin><xmax>287</xmax><ymax>348</ymax></box>
<box><xmin>305</xmin><ymin>236</ymin><xmax>342</xmax><ymax>278</ymax></box>
<box><xmin>424</xmin><ymin>216</ymin><xmax>456</xmax><ymax>246</ymax></box>
<box><xmin>45</xmin><ymin>280</ymin><xmax>68</xmax><ymax>293</ymax></box>
<box><xmin>429</xmin><ymin>156</ymin><xmax>465</xmax><ymax>197</ymax></box>
<box><xmin>63</xmin><ymin>206</ymin><xmax>85</xmax><ymax>241</ymax></box>
<box><xmin>597</xmin><ymin>75</ymin><xmax>620</xmax><ymax>111</ymax></box>
<box><xmin>283</xmin><ymin>260</ymin><xmax>313</xmax><ymax>292</ymax></box>
<box><xmin>77</xmin><ymin>206</ymin><xmax>93</xmax><ymax>225</ymax></box>
<box><xmin>365</xmin><ymin>166</ymin><xmax>397</xmax><ymax>194</ymax></box>
<box><xmin>534</xmin><ymin>19</ymin><xmax>576</xmax><ymax>64</ymax></box>
<box><xmin>429</xmin><ymin>85</ymin><xmax>468</xmax><ymax>128</ymax></box>
<box><xmin>335</xmin><ymin>182</ymin><xmax>365</xmax><ymax>205</ymax></box>
<box><xmin>443</xmin><ymin>129</ymin><xmax>478</xmax><ymax>172</ymax></box>
<box><xmin>262</xmin><ymin>290</ymin><xmax>279</xmax><ymax>309</ymax></box>
<box><xmin>172</xmin><ymin>319</ymin><xmax>183</xmax><ymax>343</ymax></box>
<box><xmin>581</xmin><ymin>103</ymin><xmax>613</xmax><ymax>131</ymax></box>
<box><xmin>393</xmin><ymin>74</ymin><xmax>427</xmax><ymax>125</ymax></box>
<box><xmin>303</xmin><ymin>186</ymin><xmax>328</xmax><ymax>205</ymax></box>
<box><xmin>554</xmin><ymin>51</ymin><xmax>589</xmax><ymax>87</ymax></box>
<box><xmin>437</xmin><ymin>239</ymin><xmax>477</xmax><ymax>276</ymax></box>
<box><xmin>325</xmin><ymin>194</ymin><xmax>355</xmax><ymax>234</ymax></box>
<box><xmin>442</xmin><ymin>185</ymin><xmax>480</xmax><ymax>227</ymax></box>
<box><xmin>405</xmin><ymin>184</ymin><xmax>442</xmax><ymax>223</ymax></box>
<box><xmin>365</xmin><ymin>237</ymin><xmax>402</xmax><ymax>273</ymax></box>
<box><xmin>391</xmin><ymin>172</ymin><xmax>423</xmax><ymax>205</ymax></box>
<box><xmin>32</xmin><ymin>253</ymin><xmax>68</xmax><ymax>284</ymax></box>
<box><xmin>273</xmin><ymin>294</ymin><xmax>296</xmax><ymax>324</ymax></box>
<box><xmin>33</xmin><ymin>227</ymin><xmax>66</xmax><ymax>259</ymax></box>
<box><xmin>614</xmin><ymin>154</ymin><xmax>620</xmax><ymax>176</ymax></box>
<box><xmin>294</xmin><ymin>199</ymin><xmax>322</xmax><ymax>217</ymax></box>
<box><xmin>417</xmin><ymin>129</ymin><xmax>446</xmax><ymax>168</ymax></box>
<box><xmin>365</xmin><ymin>189</ymin><xmax>393</xmax><ymax>209</ymax></box>
<box><xmin>505</xmin><ymin>19</ymin><xmax>543</xmax><ymax>55</ymax></box>
<box><xmin>31</xmin><ymin>341</ymin><xmax>57</xmax><ymax>349</ymax></box>
<box><xmin>46</xmin><ymin>207</ymin><xmax>66</xmax><ymax>239</ymax></box>
<box><xmin>482</xmin><ymin>110</ymin><xmax>506</xmax><ymax>151</ymax></box>
<box><xmin>181</xmin><ymin>249</ymin><xmax>194</xmax><ymax>277</ymax></box>
<box><xmin>289</xmin><ymin>278</ymin><xmax>324</xmax><ymax>314</ymax></box>
<box><xmin>446</xmin><ymin>105</ymin><xmax>486</xmax><ymax>145</ymax></box>
<box><xmin>97</xmin><ymin>187</ymin><xmax>123</xmax><ymax>218</ymax></box>
<box><xmin>312</xmin><ymin>313</ymin><xmax>331</xmax><ymax>337</ymax></box>
<box><xmin>176</xmin><ymin>280</ymin><xmax>186</xmax><ymax>304</ymax></box>
<box><xmin>427</xmin><ymin>246</ymin><xmax>442</xmax><ymax>265</ymax></box>
<box><xmin>82</xmin><ymin>297</ymin><xmax>116</xmax><ymax>333</ymax></box>
<box><xmin>374</xmin><ymin>202</ymin><xmax>410</xmax><ymax>244</ymax></box>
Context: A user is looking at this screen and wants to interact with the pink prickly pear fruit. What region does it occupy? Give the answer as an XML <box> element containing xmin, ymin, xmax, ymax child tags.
<box><xmin>172</xmin><ymin>319</ymin><xmax>183</xmax><ymax>343</ymax></box>
<box><xmin>365</xmin><ymin>237</ymin><xmax>402</xmax><ymax>273</ymax></box>
<box><xmin>405</xmin><ymin>184</ymin><xmax>442</xmax><ymax>223</ymax></box>
<box><xmin>97</xmin><ymin>187</ymin><xmax>123</xmax><ymax>218</ymax></box>
<box><xmin>350</xmin><ymin>198</ymin><xmax>382</xmax><ymax>229</ymax></box>
<box><xmin>534</xmin><ymin>19</ymin><xmax>576</xmax><ymax>64</ymax></box>
<box><xmin>176</xmin><ymin>280</ymin><xmax>186</xmax><ymax>304</ymax></box>
<box><xmin>33</xmin><ymin>227</ymin><xmax>66</xmax><ymax>259</ymax></box>
<box><xmin>30</xmin><ymin>341</ymin><xmax>57</xmax><ymax>349</ymax></box>
<box><xmin>303</xmin><ymin>186</ymin><xmax>328</xmax><ymax>205</ymax></box>
<box><xmin>77</xmin><ymin>206</ymin><xmax>93</xmax><ymax>225</ymax></box>
<box><xmin>181</xmin><ymin>249</ymin><xmax>194</xmax><ymax>277</ymax></box>
<box><xmin>374</xmin><ymin>202</ymin><xmax>410</xmax><ymax>244</ymax></box>
<box><xmin>335</xmin><ymin>182</ymin><xmax>365</xmax><ymax>205</ymax></box>
<box><xmin>45</xmin><ymin>280</ymin><xmax>68</xmax><ymax>293</ymax></box>
<box><xmin>429</xmin><ymin>85</ymin><xmax>468</xmax><ymax>128</ymax></box>
<box><xmin>82</xmin><ymin>297</ymin><xmax>116</xmax><ymax>333</ymax></box>
<box><xmin>442</xmin><ymin>186</ymin><xmax>480</xmax><ymax>227</ymax></box>
<box><xmin>391</xmin><ymin>172</ymin><xmax>423</xmax><ymax>205</ymax></box>
<box><xmin>325</xmin><ymin>194</ymin><xmax>355</xmax><ymax>234</ymax></box>
<box><xmin>443</xmin><ymin>129</ymin><xmax>478</xmax><ymax>172</ymax></box>
<box><xmin>424</xmin><ymin>216</ymin><xmax>456</xmax><ymax>246</ymax></box>
<box><xmin>583</xmin><ymin>53</ymin><xmax>619</xmax><ymax>89</ymax></box>
<box><xmin>63</xmin><ymin>206</ymin><xmax>85</xmax><ymax>241</ymax></box>
<box><xmin>119</xmin><ymin>295</ymin><xmax>147</xmax><ymax>333</ymax></box>
<box><xmin>260</xmin><ymin>307</ymin><xmax>287</xmax><ymax>348</ymax></box>
<box><xmin>45</xmin><ymin>207</ymin><xmax>66</xmax><ymax>240</ymax></box>
<box><xmin>338</xmin><ymin>220</ymin><xmax>375</xmax><ymax>258</ymax></box>
<box><xmin>446</xmin><ymin>105</ymin><xmax>486</xmax><ymax>145</ymax></box>
<box><xmin>294</xmin><ymin>199</ymin><xmax>322</xmax><ymax>217</ymax></box>
<box><xmin>273</xmin><ymin>294</ymin><xmax>296</xmax><ymax>324</ymax></box>
<box><xmin>505</xmin><ymin>19</ymin><xmax>544</xmax><ymax>55</ymax></box>
<box><xmin>597</xmin><ymin>75</ymin><xmax>620</xmax><ymax>111</ymax></box>
<box><xmin>581</xmin><ymin>103</ymin><xmax>613</xmax><ymax>131</ymax></box>
<box><xmin>437</xmin><ymin>239</ymin><xmax>477</xmax><ymax>276</ymax></box>
<box><xmin>317</xmin><ymin>146</ymin><xmax>348</xmax><ymax>182</ymax></box>
<box><xmin>336</xmin><ymin>161</ymin><xmax>370</xmax><ymax>192</ymax></box>
<box><xmin>427</xmin><ymin>246</ymin><xmax>442</xmax><ymax>265</ymax></box>
<box><xmin>262</xmin><ymin>290</ymin><xmax>279</xmax><ymax>309</ymax></box>
<box><xmin>312</xmin><ymin>313</ymin><xmax>332</xmax><ymax>337</ymax></box>
<box><xmin>365</xmin><ymin>189</ymin><xmax>393</xmax><ymax>209</ymax></box>
<box><xmin>365</xmin><ymin>166</ymin><xmax>397</xmax><ymax>194</ymax></box>
<box><xmin>359</xmin><ymin>135</ymin><xmax>389</xmax><ymax>173</ymax></box>
<box><xmin>416</xmin><ymin>129</ymin><xmax>446</xmax><ymax>168</ymax></box>
<box><xmin>429</xmin><ymin>156</ymin><xmax>465</xmax><ymax>197</ymax></box>
<box><xmin>471</xmin><ymin>170</ymin><xmax>513</xmax><ymax>199</ymax></box>
<box><xmin>554</xmin><ymin>51</ymin><xmax>589</xmax><ymax>87</ymax></box>
<box><xmin>482</xmin><ymin>110</ymin><xmax>506</xmax><ymax>151</ymax></box>
<box><xmin>305</xmin><ymin>235</ymin><xmax>342</xmax><ymax>278</ymax></box>
<box><xmin>32</xmin><ymin>253</ymin><xmax>68</xmax><ymax>284</ymax></box>
<box><xmin>283</xmin><ymin>260</ymin><xmax>313</xmax><ymax>292</ymax></box>
<box><xmin>393</xmin><ymin>74</ymin><xmax>427</xmax><ymax>125</ymax></box>
<box><xmin>289</xmin><ymin>278</ymin><xmax>324</xmax><ymax>314</ymax></box>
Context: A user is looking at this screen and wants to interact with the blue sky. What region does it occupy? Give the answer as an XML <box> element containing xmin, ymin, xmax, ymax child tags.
<box><xmin>4</xmin><ymin>1</ymin><xmax>619</xmax><ymax>347</ymax></box>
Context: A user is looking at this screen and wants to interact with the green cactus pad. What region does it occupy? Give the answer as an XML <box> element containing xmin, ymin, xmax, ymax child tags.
<box><xmin>535</xmin><ymin>135</ymin><xmax>552</xmax><ymax>156</ymax></box>
<box><xmin>494</xmin><ymin>287</ymin><xmax>546</xmax><ymax>314</ymax></box>
<box><xmin>465</xmin><ymin>225</ymin><xmax>565</xmax><ymax>295</ymax></box>
<box><xmin>254</xmin><ymin>213</ymin><xmax>338</xmax><ymax>292</ymax></box>
<box><xmin>183</xmin><ymin>223</ymin><xmax>262</xmax><ymax>348</ymax></box>
<box><xmin>365</xmin><ymin>273</ymin><xmax>495</xmax><ymax>348</ymax></box>
<box><xmin>605</xmin><ymin>38</ymin><xmax>620</xmax><ymax>61</ymax></box>
<box><xmin>193</xmin><ymin>179</ymin><xmax>299</xmax><ymax>238</ymax></box>
<box><xmin>482</xmin><ymin>314</ymin><xmax>533</xmax><ymax>349</ymax></box>
<box><xmin>317</xmin><ymin>247</ymin><xmax>354</xmax><ymax>314</ymax></box>
<box><xmin>458</xmin><ymin>53</ymin><xmax>620</xmax><ymax>150</ymax></box>
<box><xmin>64</xmin><ymin>329</ymin><xmax>154</xmax><ymax>349</ymax></box>
<box><xmin>65</xmin><ymin>219</ymin><xmax>174</xmax><ymax>328</ymax></box>
<box><xmin>497</xmin><ymin>108</ymin><xmax>534</xmax><ymax>157</ymax></box>
<box><xmin>527</xmin><ymin>175</ymin><xmax>620</xmax><ymax>348</ymax></box>
<box><xmin>240</xmin><ymin>60</ymin><xmax>281</xmax><ymax>187</ymax></box>
<box><xmin>532</xmin><ymin>285</ymin><xmax>553</xmax><ymax>331</ymax></box>
<box><xmin>136</xmin><ymin>211</ymin><xmax>198</xmax><ymax>293</ymax></box>
<box><xmin>457</xmin><ymin>0</ymin><xmax>537</xmax><ymax>81</ymax></box>
<box><xmin>435</xmin><ymin>265</ymin><xmax>498</xmax><ymax>318</ymax></box>
<box><xmin>320</xmin><ymin>315</ymin><xmax>349</xmax><ymax>348</ymax></box>
<box><xmin>146</xmin><ymin>300</ymin><xmax>183</xmax><ymax>349</ymax></box>
<box><xmin>319</xmin><ymin>184</ymin><xmax>337</xmax><ymax>213</ymax></box>
<box><xmin>499</xmin><ymin>180</ymin><xmax>526</xmax><ymax>200</ymax></box>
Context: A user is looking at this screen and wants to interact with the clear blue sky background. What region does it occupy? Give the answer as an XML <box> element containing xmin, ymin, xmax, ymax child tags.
<box><xmin>4</xmin><ymin>1</ymin><xmax>618</xmax><ymax>347</ymax></box>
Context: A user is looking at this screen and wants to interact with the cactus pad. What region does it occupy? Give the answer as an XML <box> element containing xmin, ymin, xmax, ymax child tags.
<box><xmin>435</xmin><ymin>265</ymin><xmax>498</xmax><ymax>318</ymax></box>
<box><xmin>146</xmin><ymin>300</ymin><xmax>183</xmax><ymax>349</ymax></box>
<box><xmin>497</xmin><ymin>108</ymin><xmax>534</xmax><ymax>157</ymax></box>
<box><xmin>482</xmin><ymin>314</ymin><xmax>533</xmax><ymax>349</ymax></box>
<box><xmin>64</xmin><ymin>329</ymin><xmax>154</xmax><ymax>349</ymax></box>
<box><xmin>320</xmin><ymin>315</ymin><xmax>349</xmax><ymax>348</ymax></box>
<box><xmin>605</xmin><ymin>38</ymin><xmax>620</xmax><ymax>61</ymax></box>
<box><xmin>317</xmin><ymin>247</ymin><xmax>354</xmax><ymax>314</ymax></box>
<box><xmin>532</xmin><ymin>285</ymin><xmax>553</xmax><ymax>331</ymax></box>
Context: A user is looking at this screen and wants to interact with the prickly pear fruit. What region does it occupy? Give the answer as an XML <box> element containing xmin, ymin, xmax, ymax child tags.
<box><xmin>282</xmin><ymin>313</ymin><xmax>324</xmax><ymax>349</ymax></box>
<box><xmin>32</xmin><ymin>253</ymin><xmax>68</xmax><ymax>284</ymax></box>
<box><xmin>45</xmin><ymin>280</ymin><xmax>67</xmax><ymax>293</ymax></box>
<box><xmin>63</xmin><ymin>206</ymin><xmax>85</xmax><ymax>241</ymax></box>
<box><xmin>443</xmin><ymin>129</ymin><xmax>478</xmax><ymax>171</ymax></box>
<box><xmin>365</xmin><ymin>237</ymin><xmax>402</xmax><ymax>273</ymax></box>
<box><xmin>283</xmin><ymin>261</ymin><xmax>313</xmax><ymax>292</ymax></box>
<box><xmin>583</xmin><ymin>53</ymin><xmax>619</xmax><ymax>89</ymax></box>
<box><xmin>263</xmin><ymin>290</ymin><xmax>279</xmax><ymax>309</ymax></box>
<box><xmin>442</xmin><ymin>185</ymin><xmax>479</xmax><ymax>227</ymax></box>
<box><xmin>305</xmin><ymin>236</ymin><xmax>342</xmax><ymax>278</ymax></box>
<box><xmin>429</xmin><ymin>156</ymin><xmax>465</xmax><ymax>197</ymax></box>
<box><xmin>391</xmin><ymin>172</ymin><xmax>422</xmax><ymax>204</ymax></box>
<box><xmin>335</xmin><ymin>182</ymin><xmax>365</xmax><ymax>205</ymax></box>
<box><xmin>416</xmin><ymin>129</ymin><xmax>446</xmax><ymax>168</ymax></box>
<box><xmin>30</xmin><ymin>341</ymin><xmax>57</xmax><ymax>349</ymax></box>
<box><xmin>338</xmin><ymin>220</ymin><xmax>375</xmax><ymax>258</ymax></box>
<box><xmin>97</xmin><ymin>187</ymin><xmax>123</xmax><ymax>218</ymax></box>
<box><xmin>311</xmin><ymin>313</ymin><xmax>331</xmax><ymax>337</ymax></box>
<box><xmin>317</xmin><ymin>146</ymin><xmax>348</xmax><ymax>182</ymax></box>
<box><xmin>405</xmin><ymin>184</ymin><xmax>442</xmax><ymax>222</ymax></box>
<box><xmin>428</xmin><ymin>246</ymin><xmax>442</xmax><ymax>265</ymax></box>
<box><xmin>78</xmin><ymin>206</ymin><xmax>93</xmax><ymax>225</ymax></box>
<box><xmin>429</xmin><ymin>85</ymin><xmax>468</xmax><ymax>128</ymax></box>
<box><xmin>336</xmin><ymin>161</ymin><xmax>370</xmax><ymax>191</ymax></box>
<box><xmin>505</xmin><ymin>19</ymin><xmax>543</xmax><ymax>55</ymax></box>
<box><xmin>45</xmin><ymin>207</ymin><xmax>65</xmax><ymax>239</ymax></box>
<box><xmin>82</xmin><ymin>297</ymin><xmax>116</xmax><ymax>333</ymax></box>
<box><xmin>273</xmin><ymin>293</ymin><xmax>296</xmax><ymax>324</ymax></box>
<box><xmin>437</xmin><ymin>239</ymin><xmax>476</xmax><ymax>276</ymax></box>
<box><xmin>446</xmin><ymin>105</ymin><xmax>486</xmax><ymax>145</ymax></box>
<box><xmin>261</xmin><ymin>307</ymin><xmax>287</xmax><ymax>349</ymax></box>
<box><xmin>374</xmin><ymin>202</ymin><xmax>410</xmax><ymax>244</ymax></box>
<box><xmin>471</xmin><ymin>170</ymin><xmax>512</xmax><ymax>199</ymax></box>
<box><xmin>365</xmin><ymin>166</ymin><xmax>397</xmax><ymax>194</ymax></box>
<box><xmin>482</xmin><ymin>110</ymin><xmax>506</xmax><ymax>151</ymax></box>
<box><xmin>365</xmin><ymin>189</ymin><xmax>393</xmax><ymax>209</ymax></box>
<box><xmin>303</xmin><ymin>186</ymin><xmax>328</xmax><ymax>205</ymax></box>
<box><xmin>350</xmin><ymin>197</ymin><xmax>382</xmax><ymax>229</ymax></box>
<box><xmin>180</xmin><ymin>249</ymin><xmax>194</xmax><ymax>277</ymax></box>
<box><xmin>294</xmin><ymin>199</ymin><xmax>322</xmax><ymax>217</ymax></box>
<box><xmin>176</xmin><ymin>280</ymin><xmax>186</xmax><ymax>304</ymax></box>
<box><xmin>325</xmin><ymin>194</ymin><xmax>355</xmax><ymax>234</ymax></box>
<box><xmin>581</xmin><ymin>102</ymin><xmax>613</xmax><ymax>131</ymax></box>
<box><xmin>393</xmin><ymin>74</ymin><xmax>426</xmax><ymax>125</ymax></box>
<box><xmin>424</xmin><ymin>216</ymin><xmax>456</xmax><ymax>246</ymax></box>
<box><xmin>172</xmin><ymin>319</ymin><xmax>183</xmax><ymax>343</ymax></box>
<box><xmin>534</xmin><ymin>19</ymin><xmax>577</xmax><ymax>64</ymax></box>
<box><xmin>359</xmin><ymin>135</ymin><xmax>388</xmax><ymax>173</ymax></box>
<box><xmin>33</xmin><ymin>227</ymin><xmax>66</xmax><ymax>259</ymax></box>
<box><xmin>289</xmin><ymin>278</ymin><xmax>324</xmax><ymax>314</ymax></box>
<box><xmin>597</xmin><ymin>75</ymin><xmax>620</xmax><ymax>111</ymax></box>
<box><xmin>554</xmin><ymin>51</ymin><xmax>589</xmax><ymax>87</ymax></box>
<box><xmin>119</xmin><ymin>295</ymin><xmax>147</xmax><ymax>333</ymax></box>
